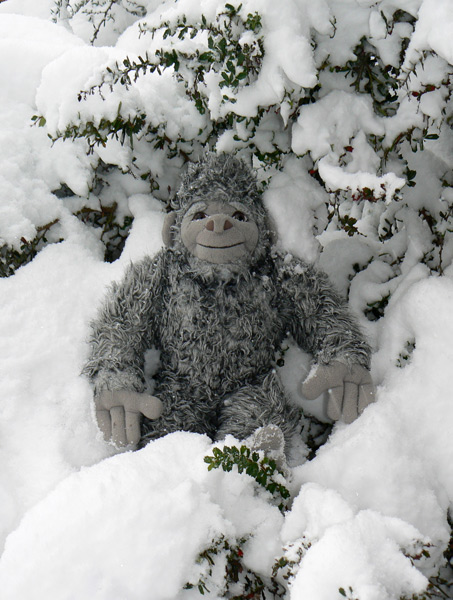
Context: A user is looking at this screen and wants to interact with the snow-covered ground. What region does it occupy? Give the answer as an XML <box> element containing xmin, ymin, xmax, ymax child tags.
<box><xmin>0</xmin><ymin>1</ymin><xmax>452</xmax><ymax>599</ymax></box>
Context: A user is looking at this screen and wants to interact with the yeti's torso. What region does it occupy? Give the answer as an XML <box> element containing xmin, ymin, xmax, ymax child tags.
<box><xmin>155</xmin><ymin>252</ymin><xmax>285</xmax><ymax>398</ymax></box>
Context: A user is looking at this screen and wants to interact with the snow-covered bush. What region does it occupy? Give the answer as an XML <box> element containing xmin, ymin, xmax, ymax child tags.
<box><xmin>0</xmin><ymin>0</ymin><xmax>453</xmax><ymax>599</ymax></box>
<box><xmin>3</xmin><ymin>0</ymin><xmax>453</xmax><ymax>325</ymax></box>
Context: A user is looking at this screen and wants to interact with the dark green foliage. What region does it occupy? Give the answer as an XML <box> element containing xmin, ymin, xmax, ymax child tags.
<box><xmin>59</xmin><ymin>109</ymin><xmax>147</xmax><ymax>152</ymax></box>
<box><xmin>271</xmin><ymin>538</ymin><xmax>311</xmax><ymax>583</ymax></box>
<box><xmin>401</xmin><ymin>574</ymin><xmax>453</xmax><ymax>600</ymax></box>
<box><xmin>185</xmin><ymin>535</ymin><xmax>286</xmax><ymax>599</ymax></box>
<box><xmin>8</xmin><ymin>2</ymin><xmax>453</xmax><ymax>332</ymax></box>
<box><xmin>301</xmin><ymin>417</ymin><xmax>332</xmax><ymax>461</ymax></box>
<box><xmin>47</xmin><ymin>5</ymin><xmax>266</xmax><ymax>160</ymax></box>
<box><xmin>332</xmin><ymin>37</ymin><xmax>400</xmax><ymax>117</ymax></box>
<box><xmin>364</xmin><ymin>293</ymin><xmax>390</xmax><ymax>321</ymax></box>
<box><xmin>52</xmin><ymin>0</ymin><xmax>147</xmax><ymax>44</ymax></box>
<box><xmin>204</xmin><ymin>444</ymin><xmax>290</xmax><ymax>513</ymax></box>
<box><xmin>338</xmin><ymin>587</ymin><xmax>359</xmax><ymax>600</ymax></box>
<box><xmin>75</xmin><ymin>202</ymin><xmax>133</xmax><ymax>262</ymax></box>
<box><xmin>43</xmin><ymin>0</ymin><xmax>310</xmax><ymax>193</ymax></box>
<box><xmin>0</xmin><ymin>180</ymin><xmax>133</xmax><ymax>277</ymax></box>
<box><xmin>418</xmin><ymin>206</ymin><xmax>453</xmax><ymax>275</ymax></box>
<box><xmin>0</xmin><ymin>199</ymin><xmax>133</xmax><ymax>276</ymax></box>
<box><xmin>399</xmin><ymin>534</ymin><xmax>453</xmax><ymax>600</ymax></box>
<box><xmin>396</xmin><ymin>340</ymin><xmax>416</xmax><ymax>368</ymax></box>
<box><xmin>0</xmin><ymin>221</ymin><xmax>61</xmax><ymax>278</ymax></box>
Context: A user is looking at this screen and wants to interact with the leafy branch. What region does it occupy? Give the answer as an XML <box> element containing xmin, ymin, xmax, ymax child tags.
<box><xmin>204</xmin><ymin>444</ymin><xmax>290</xmax><ymax>513</ymax></box>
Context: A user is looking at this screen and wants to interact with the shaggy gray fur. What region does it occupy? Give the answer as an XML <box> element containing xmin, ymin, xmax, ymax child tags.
<box><xmin>83</xmin><ymin>154</ymin><xmax>371</xmax><ymax>449</ymax></box>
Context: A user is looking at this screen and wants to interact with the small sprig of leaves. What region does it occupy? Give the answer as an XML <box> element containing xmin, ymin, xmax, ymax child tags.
<box><xmin>83</xmin><ymin>3</ymin><xmax>263</xmax><ymax>115</ymax></box>
<box><xmin>204</xmin><ymin>444</ymin><xmax>290</xmax><ymax>513</ymax></box>
<box><xmin>272</xmin><ymin>538</ymin><xmax>311</xmax><ymax>583</ymax></box>
<box><xmin>76</xmin><ymin>203</ymin><xmax>133</xmax><ymax>262</ymax></box>
<box><xmin>0</xmin><ymin>219</ymin><xmax>61</xmax><ymax>278</ymax></box>
<box><xmin>418</xmin><ymin>206</ymin><xmax>453</xmax><ymax>275</ymax></box>
<box><xmin>52</xmin><ymin>0</ymin><xmax>147</xmax><ymax>44</ymax></box>
<box><xmin>185</xmin><ymin>535</ymin><xmax>286</xmax><ymax>598</ymax></box>
<box><xmin>364</xmin><ymin>293</ymin><xmax>390</xmax><ymax>321</ymax></box>
<box><xmin>332</xmin><ymin>36</ymin><xmax>400</xmax><ymax>117</ymax></box>
<box><xmin>143</xmin><ymin>3</ymin><xmax>264</xmax><ymax>112</ymax></box>
<box><xmin>396</xmin><ymin>339</ymin><xmax>416</xmax><ymax>368</ymax></box>
<box><xmin>41</xmin><ymin>2</ymin><xmax>279</xmax><ymax>178</ymax></box>
<box><xmin>339</xmin><ymin>586</ymin><xmax>359</xmax><ymax>600</ymax></box>
<box><xmin>399</xmin><ymin>536</ymin><xmax>452</xmax><ymax>600</ymax></box>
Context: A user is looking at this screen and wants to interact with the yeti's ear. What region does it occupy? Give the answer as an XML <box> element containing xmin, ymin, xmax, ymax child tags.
<box><xmin>162</xmin><ymin>211</ymin><xmax>177</xmax><ymax>247</ymax></box>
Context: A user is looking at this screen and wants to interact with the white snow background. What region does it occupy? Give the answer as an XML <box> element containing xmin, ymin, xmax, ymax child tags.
<box><xmin>0</xmin><ymin>0</ymin><xmax>452</xmax><ymax>599</ymax></box>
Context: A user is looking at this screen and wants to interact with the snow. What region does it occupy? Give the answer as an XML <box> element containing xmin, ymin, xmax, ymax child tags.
<box><xmin>0</xmin><ymin>14</ymin><xmax>83</xmax><ymax>105</ymax></box>
<box><xmin>282</xmin><ymin>276</ymin><xmax>453</xmax><ymax>598</ymax></box>
<box><xmin>404</xmin><ymin>0</ymin><xmax>453</xmax><ymax>67</ymax></box>
<box><xmin>292</xmin><ymin>91</ymin><xmax>385</xmax><ymax>160</ymax></box>
<box><xmin>0</xmin><ymin>0</ymin><xmax>53</xmax><ymax>18</ymax></box>
<box><xmin>0</xmin><ymin>0</ymin><xmax>452</xmax><ymax>598</ymax></box>
<box><xmin>286</xmin><ymin>509</ymin><xmax>429</xmax><ymax>600</ymax></box>
<box><xmin>318</xmin><ymin>157</ymin><xmax>405</xmax><ymax>204</ymax></box>
<box><xmin>264</xmin><ymin>156</ymin><xmax>327</xmax><ymax>264</ymax></box>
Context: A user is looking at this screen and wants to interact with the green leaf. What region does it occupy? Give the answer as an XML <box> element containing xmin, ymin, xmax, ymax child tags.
<box><xmin>218</xmin><ymin>38</ymin><xmax>227</xmax><ymax>53</ymax></box>
<box><xmin>199</xmin><ymin>52</ymin><xmax>214</xmax><ymax>62</ymax></box>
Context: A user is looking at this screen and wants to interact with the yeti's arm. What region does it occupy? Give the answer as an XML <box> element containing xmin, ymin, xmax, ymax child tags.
<box><xmin>276</xmin><ymin>253</ymin><xmax>374</xmax><ymax>422</ymax></box>
<box><xmin>276</xmin><ymin>254</ymin><xmax>370</xmax><ymax>367</ymax></box>
<box><xmin>83</xmin><ymin>251</ymin><xmax>167</xmax><ymax>397</ymax></box>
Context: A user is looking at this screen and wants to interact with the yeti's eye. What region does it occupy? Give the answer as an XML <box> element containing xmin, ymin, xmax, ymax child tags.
<box><xmin>192</xmin><ymin>211</ymin><xmax>207</xmax><ymax>221</ymax></box>
<box><xmin>232</xmin><ymin>211</ymin><xmax>248</xmax><ymax>222</ymax></box>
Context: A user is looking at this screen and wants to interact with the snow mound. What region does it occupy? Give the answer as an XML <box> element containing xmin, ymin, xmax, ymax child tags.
<box><xmin>0</xmin><ymin>433</ymin><xmax>283</xmax><ymax>600</ymax></box>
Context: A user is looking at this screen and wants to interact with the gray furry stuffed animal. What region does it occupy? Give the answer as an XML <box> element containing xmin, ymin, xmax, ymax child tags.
<box><xmin>83</xmin><ymin>154</ymin><xmax>374</xmax><ymax>452</ymax></box>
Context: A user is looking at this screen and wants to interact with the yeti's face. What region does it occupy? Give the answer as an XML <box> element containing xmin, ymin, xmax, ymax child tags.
<box><xmin>180</xmin><ymin>200</ymin><xmax>259</xmax><ymax>265</ymax></box>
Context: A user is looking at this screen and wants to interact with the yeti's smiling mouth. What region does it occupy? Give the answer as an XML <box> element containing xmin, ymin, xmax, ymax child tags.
<box><xmin>197</xmin><ymin>242</ymin><xmax>244</xmax><ymax>249</ymax></box>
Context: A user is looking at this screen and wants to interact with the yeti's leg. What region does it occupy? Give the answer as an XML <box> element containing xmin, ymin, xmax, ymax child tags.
<box><xmin>138</xmin><ymin>379</ymin><xmax>218</xmax><ymax>448</ymax></box>
<box><xmin>215</xmin><ymin>371</ymin><xmax>301</xmax><ymax>450</ymax></box>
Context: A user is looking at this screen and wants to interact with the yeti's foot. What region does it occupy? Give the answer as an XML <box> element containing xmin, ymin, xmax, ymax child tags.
<box><xmin>246</xmin><ymin>424</ymin><xmax>288</xmax><ymax>474</ymax></box>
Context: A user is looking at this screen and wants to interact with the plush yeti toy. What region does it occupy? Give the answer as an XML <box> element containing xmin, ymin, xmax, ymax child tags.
<box><xmin>83</xmin><ymin>153</ymin><xmax>374</xmax><ymax>453</ymax></box>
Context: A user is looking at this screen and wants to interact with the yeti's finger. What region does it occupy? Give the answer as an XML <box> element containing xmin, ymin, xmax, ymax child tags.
<box><xmin>125</xmin><ymin>411</ymin><xmax>141</xmax><ymax>446</ymax></box>
<box><xmin>136</xmin><ymin>394</ymin><xmax>163</xmax><ymax>421</ymax></box>
<box><xmin>358</xmin><ymin>383</ymin><xmax>376</xmax><ymax>414</ymax></box>
<box><xmin>96</xmin><ymin>409</ymin><xmax>112</xmax><ymax>442</ymax></box>
<box><xmin>341</xmin><ymin>382</ymin><xmax>359</xmax><ymax>423</ymax></box>
<box><xmin>114</xmin><ymin>391</ymin><xmax>163</xmax><ymax>420</ymax></box>
<box><xmin>346</xmin><ymin>365</ymin><xmax>373</xmax><ymax>386</ymax></box>
<box><xmin>111</xmin><ymin>406</ymin><xmax>127</xmax><ymax>447</ymax></box>
<box><xmin>301</xmin><ymin>362</ymin><xmax>348</xmax><ymax>400</ymax></box>
<box><xmin>326</xmin><ymin>386</ymin><xmax>344</xmax><ymax>421</ymax></box>
<box><xmin>97</xmin><ymin>390</ymin><xmax>121</xmax><ymax>410</ymax></box>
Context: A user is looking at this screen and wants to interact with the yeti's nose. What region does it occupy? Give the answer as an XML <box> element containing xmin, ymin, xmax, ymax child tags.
<box><xmin>206</xmin><ymin>215</ymin><xmax>233</xmax><ymax>233</ymax></box>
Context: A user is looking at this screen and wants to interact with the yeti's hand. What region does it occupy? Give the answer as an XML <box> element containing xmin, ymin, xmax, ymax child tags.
<box><xmin>299</xmin><ymin>361</ymin><xmax>375</xmax><ymax>424</ymax></box>
<box><xmin>95</xmin><ymin>390</ymin><xmax>163</xmax><ymax>447</ymax></box>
